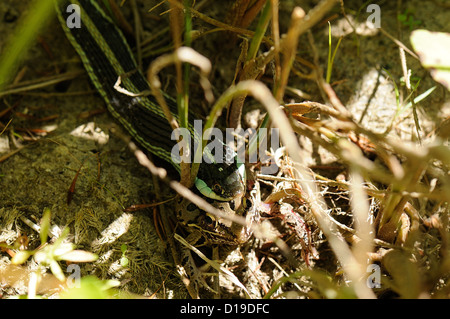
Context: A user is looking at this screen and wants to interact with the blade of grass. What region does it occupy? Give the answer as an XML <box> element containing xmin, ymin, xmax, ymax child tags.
<box><xmin>147</xmin><ymin>47</ymin><xmax>212</xmax><ymax>186</ymax></box>
<box><xmin>347</xmin><ymin>150</ymin><xmax>375</xmax><ymax>298</ymax></box>
<box><xmin>196</xmin><ymin>80</ymin><xmax>375</xmax><ymax>298</ymax></box>
<box><xmin>400</xmin><ymin>85</ymin><xmax>436</xmax><ymax>115</ymax></box>
<box><xmin>246</xmin><ymin>0</ymin><xmax>272</xmax><ymax>61</ymax></box>
<box><xmin>0</xmin><ymin>119</ymin><xmax>13</xmax><ymax>137</ymax></box>
<box><xmin>0</xmin><ymin>71</ymin><xmax>83</xmax><ymax>98</ymax></box>
<box><xmin>326</xmin><ymin>21</ymin><xmax>343</xmax><ymax>83</ymax></box>
<box><xmin>0</xmin><ymin>0</ymin><xmax>55</xmax><ymax>91</ymax></box>
<box><xmin>167</xmin><ymin>0</ymin><xmax>257</xmax><ymax>38</ymax></box>
<box><xmin>40</xmin><ymin>208</ymin><xmax>52</xmax><ymax>245</ymax></box>
<box><xmin>180</xmin><ymin>0</ymin><xmax>193</xmax><ymax>130</ymax></box>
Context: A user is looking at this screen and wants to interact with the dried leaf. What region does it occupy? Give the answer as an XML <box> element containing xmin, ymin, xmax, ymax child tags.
<box><xmin>410</xmin><ymin>30</ymin><xmax>450</xmax><ymax>90</ymax></box>
<box><xmin>59</xmin><ymin>250</ymin><xmax>98</xmax><ymax>263</ymax></box>
<box><xmin>11</xmin><ymin>250</ymin><xmax>32</xmax><ymax>264</ymax></box>
<box><xmin>40</xmin><ymin>208</ymin><xmax>51</xmax><ymax>245</ymax></box>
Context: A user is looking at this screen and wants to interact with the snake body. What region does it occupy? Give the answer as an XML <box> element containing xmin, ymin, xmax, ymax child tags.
<box><xmin>55</xmin><ymin>0</ymin><xmax>245</xmax><ymax>201</ymax></box>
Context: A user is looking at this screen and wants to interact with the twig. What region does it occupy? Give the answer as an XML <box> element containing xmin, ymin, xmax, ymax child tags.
<box><xmin>0</xmin><ymin>146</ymin><xmax>25</xmax><ymax>163</ymax></box>
<box><xmin>147</xmin><ymin>47</ymin><xmax>213</xmax><ymax>130</ymax></box>
<box><xmin>130</xmin><ymin>0</ymin><xmax>143</xmax><ymax>69</ymax></box>
<box><xmin>274</xmin><ymin>7</ymin><xmax>305</xmax><ymax>101</ymax></box>
<box><xmin>147</xmin><ymin>46</ymin><xmax>213</xmax><ymax>186</ymax></box>
<box><xmin>0</xmin><ymin>71</ymin><xmax>83</xmax><ymax>98</ymax></box>
<box><xmin>167</xmin><ymin>0</ymin><xmax>257</xmax><ymax>38</ymax></box>
<box><xmin>379</xmin><ymin>27</ymin><xmax>419</xmax><ymax>60</ymax></box>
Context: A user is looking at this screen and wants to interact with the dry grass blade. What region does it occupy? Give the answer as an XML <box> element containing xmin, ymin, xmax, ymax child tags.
<box><xmin>167</xmin><ymin>0</ymin><xmax>257</xmax><ymax>38</ymax></box>
<box><xmin>2</xmin><ymin>0</ymin><xmax>449</xmax><ymax>300</ymax></box>
<box><xmin>146</xmin><ymin>46</ymin><xmax>213</xmax><ymax>122</ymax></box>
<box><xmin>0</xmin><ymin>147</ymin><xmax>25</xmax><ymax>163</ymax></box>
<box><xmin>228</xmin><ymin>0</ymin><xmax>339</xmax><ymax>129</ymax></box>
<box><xmin>348</xmin><ymin>161</ymin><xmax>375</xmax><ymax>298</ymax></box>
<box><xmin>147</xmin><ymin>46</ymin><xmax>213</xmax><ymax>186</ymax></box>
<box><xmin>223</xmin><ymin>80</ymin><xmax>375</xmax><ymax>297</ymax></box>
<box><xmin>174</xmin><ymin>234</ymin><xmax>251</xmax><ymax>298</ymax></box>
<box><xmin>274</xmin><ymin>7</ymin><xmax>305</xmax><ymax>101</ymax></box>
<box><xmin>0</xmin><ymin>71</ymin><xmax>83</xmax><ymax>98</ymax></box>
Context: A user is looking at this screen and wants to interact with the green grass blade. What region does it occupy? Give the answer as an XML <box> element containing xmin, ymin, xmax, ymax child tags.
<box><xmin>326</xmin><ymin>22</ymin><xmax>342</xmax><ymax>83</ymax></box>
<box><xmin>247</xmin><ymin>0</ymin><xmax>272</xmax><ymax>62</ymax></box>
<box><xmin>0</xmin><ymin>0</ymin><xmax>55</xmax><ymax>90</ymax></box>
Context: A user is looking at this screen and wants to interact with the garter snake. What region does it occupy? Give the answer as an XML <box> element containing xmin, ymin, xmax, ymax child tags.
<box><xmin>54</xmin><ymin>0</ymin><xmax>259</xmax><ymax>296</ymax></box>
<box><xmin>54</xmin><ymin>0</ymin><xmax>245</xmax><ymax>202</ymax></box>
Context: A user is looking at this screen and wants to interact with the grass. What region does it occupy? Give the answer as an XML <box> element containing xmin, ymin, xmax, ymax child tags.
<box><xmin>326</xmin><ymin>21</ymin><xmax>343</xmax><ymax>84</ymax></box>
<box><xmin>0</xmin><ymin>0</ymin><xmax>55</xmax><ymax>91</ymax></box>
<box><xmin>0</xmin><ymin>0</ymin><xmax>449</xmax><ymax>299</ymax></box>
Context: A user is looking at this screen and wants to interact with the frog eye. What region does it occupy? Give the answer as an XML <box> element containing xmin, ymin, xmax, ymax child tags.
<box><xmin>187</xmin><ymin>203</ymin><xmax>197</xmax><ymax>212</ymax></box>
<box><xmin>204</xmin><ymin>215</ymin><xmax>214</xmax><ymax>226</ymax></box>
<box><xmin>212</xmin><ymin>183</ymin><xmax>224</xmax><ymax>194</ymax></box>
<box><xmin>205</xmin><ymin>213</ymin><xmax>217</xmax><ymax>228</ymax></box>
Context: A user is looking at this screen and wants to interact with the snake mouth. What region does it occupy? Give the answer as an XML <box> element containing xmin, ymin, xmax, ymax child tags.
<box><xmin>195</xmin><ymin>164</ymin><xmax>246</xmax><ymax>201</ymax></box>
<box><xmin>222</xmin><ymin>170</ymin><xmax>245</xmax><ymax>200</ymax></box>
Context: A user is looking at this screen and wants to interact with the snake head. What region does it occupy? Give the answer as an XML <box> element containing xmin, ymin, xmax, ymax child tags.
<box><xmin>195</xmin><ymin>162</ymin><xmax>245</xmax><ymax>201</ymax></box>
<box><xmin>221</xmin><ymin>167</ymin><xmax>245</xmax><ymax>199</ymax></box>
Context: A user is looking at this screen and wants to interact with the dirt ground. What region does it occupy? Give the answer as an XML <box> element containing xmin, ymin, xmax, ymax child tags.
<box><xmin>0</xmin><ymin>0</ymin><xmax>449</xmax><ymax>298</ymax></box>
